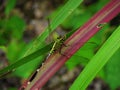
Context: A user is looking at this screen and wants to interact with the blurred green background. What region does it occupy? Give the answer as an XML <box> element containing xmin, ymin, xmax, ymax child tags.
<box><xmin>0</xmin><ymin>0</ymin><xmax>120</xmax><ymax>90</ymax></box>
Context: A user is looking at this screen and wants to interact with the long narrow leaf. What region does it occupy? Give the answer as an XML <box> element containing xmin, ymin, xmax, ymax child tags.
<box><xmin>0</xmin><ymin>43</ymin><xmax>52</xmax><ymax>77</ymax></box>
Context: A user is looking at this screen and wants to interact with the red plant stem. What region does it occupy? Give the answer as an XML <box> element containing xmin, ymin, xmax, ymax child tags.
<box><xmin>23</xmin><ymin>0</ymin><xmax>120</xmax><ymax>90</ymax></box>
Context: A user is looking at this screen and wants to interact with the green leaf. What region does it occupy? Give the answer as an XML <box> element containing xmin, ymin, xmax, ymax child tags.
<box><xmin>62</xmin><ymin>8</ymin><xmax>91</xmax><ymax>30</ymax></box>
<box><xmin>0</xmin><ymin>16</ymin><xmax>26</xmax><ymax>39</ymax></box>
<box><xmin>66</xmin><ymin>42</ymin><xmax>96</xmax><ymax>69</ymax></box>
<box><xmin>0</xmin><ymin>43</ymin><xmax>52</xmax><ymax>77</ymax></box>
<box><xmin>70</xmin><ymin>26</ymin><xmax>120</xmax><ymax>90</ymax></box>
<box><xmin>7</xmin><ymin>40</ymin><xmax>25</xmax><ymax>63</ymax></box>
<box><xmin>104</xmin><ymin>48</ymin><xmax>120</xmax><ymax>90</ymax></box>
<box><xmin>5</xmin><ymin>0</ymin><xmax>16</xmax><ymax>15</ymax></box>
<box><xmin>7</xmin><ymin>15</ymin><xmax>26</xmax><ymax>39</ymax></box>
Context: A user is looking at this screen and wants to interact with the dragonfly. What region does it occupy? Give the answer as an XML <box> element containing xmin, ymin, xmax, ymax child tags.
<box><xmin>46</xmin><ymin>18</ymin><xmax>67</xmax><ymax>59</ymax></box>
